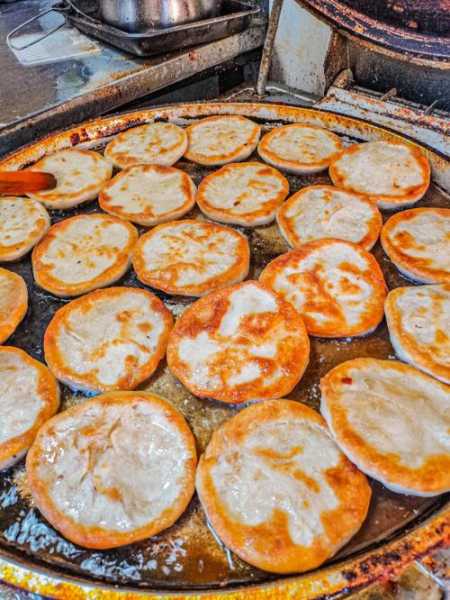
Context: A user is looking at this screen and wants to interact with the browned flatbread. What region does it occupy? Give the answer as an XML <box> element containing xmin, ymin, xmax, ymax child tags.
<box><xmin>329</xmin><ymin>141</ymin><xmax>430</xmax><ymax>209</ymax></box>
<box><xmin>381</xmin><ymin>208</ymin><xmax>450</xmax><ymax>283</ymax></box>
<box><xmin>32</xmin><ymin>214</ymin><xmax>138</xmax><ymax>297</ymax></box>
<box><xmin>321</xmin><ymin>358</ymin><xmax>450</xmax><ymax>496</ymax></box>
<box><xmin>27</xmin><ymin>392</ymin><xmax>196</xmax><ymax>549</ymax></box>
<box><xmin>197</xmin><ymin>399</ymin><xmax>371</xmax><ymax>573</ymax></box>
<box><xmin>167</xmin><ymin>280</ymin><xmax>310</xmax><ymax>404</ymax></box>
<box><xmin>132</xmin><ymin>220</ymin><xmax>250</xmax><ymax>297</ymax></box>
<box><xmin>260</xmin><ymin>240</ymin><xmax>387</xmax><ymax>338</ymax></box>
<box><xmin>184</xmin><ymin>116</ymin><xmax>261</xmax><ymax>166</ymax></box>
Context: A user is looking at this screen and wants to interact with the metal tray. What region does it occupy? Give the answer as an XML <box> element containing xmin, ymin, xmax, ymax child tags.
<box><xmin>67</xmin><ymin>0</ymin><xmax>260</xmax><ymax>57</ymax></box>
<box><xmin>0</xmin><ymin>102</ymin><xmax>449</xmax><ymax>599</ymax></box>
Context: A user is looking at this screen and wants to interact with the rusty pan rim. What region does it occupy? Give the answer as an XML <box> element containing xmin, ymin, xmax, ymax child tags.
<box><xmin>1</xmin><ymin>101</ymin><xmax>449</xmax><ymax>194</ymax></box>
<box><xmin>295</xmin><ymin>0</ymin><xmax>450</xmax><ymax>68</ymax></box>
<box><xmin>0</xmin><ymin>502</ymin><xmax>448</xmax><ymax>599</ymax></box>
<box><xmin>0</xmin><ymin>101</ymin><xmax>449</xmax><ymax>599</ymax></box>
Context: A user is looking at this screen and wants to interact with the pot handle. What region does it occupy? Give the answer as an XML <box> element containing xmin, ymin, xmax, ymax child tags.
<box><xmin>6</xmin><ymin>3</ymin><xmax>70</xmax><ymax>51</ymax></box>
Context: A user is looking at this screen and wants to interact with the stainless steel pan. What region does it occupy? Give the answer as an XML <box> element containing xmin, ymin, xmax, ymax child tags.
<box><xmin>6</xmin><ymin>0</ymin><xmax>225</xmax><ymax>51</ymax></box>
<box><xmin>99</xmin><ymin>0</ymin><xmax>223</xmax><ymax>31</ymax></box>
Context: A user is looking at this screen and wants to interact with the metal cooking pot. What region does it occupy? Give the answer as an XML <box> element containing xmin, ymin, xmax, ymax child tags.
<box><xmin>99</xmin><ymin>0</ymin><xmax>223</xmax><ymax>32</ymax></box>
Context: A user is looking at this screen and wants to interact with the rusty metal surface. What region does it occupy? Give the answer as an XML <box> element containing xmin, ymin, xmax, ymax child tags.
<box><xmin>339</xmin><ymin>0</ymin><xmax>450</xmax><ymax>36</ymax></box>
<box><xmin>255</xmin><ymin>0</ymin><xmax>283</xmax><ymax>96</ymax></box>
<box><xmin>0</xmin><ymin>1</ymin><xmax>265</xmax><ymax>155</ymax></box>
<box><xmin>0</xmin><ymin>103</ymin><xmax>448</xmax><ymax>600</ymax></box>
<box><xmin>317</xmin><ymin>84</ymin><xmax>450</xmax><ymax>157</ymax></box>
<box><xmin>295</xmin><ymin>0</ymin><xmax>450</xmax><ymax>67</ymax></box>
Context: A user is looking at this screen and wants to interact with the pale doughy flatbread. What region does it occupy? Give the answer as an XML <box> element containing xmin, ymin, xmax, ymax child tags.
<box><xmin>167</xmin><ymin>280</ymin><xmax>310</xmax><ymax>404</ymax></box>
<box><xmin>329</xmin><ymin>141</ymin><xmax>430</xmax><ymax>209</ymax></box>
<box><xmin>196</xmin><ymin>399</ymin><xmax>371</xmax><ymax>573</ymax></box>
<box><xmin>196</xmin><ymin>162</ymin><xmax>289</xmax><ymax>226</ymax></box>
<box><xmin>44</xmin><ymin>287</ymin><xmax>173</xmax><ymax>393</ymax></box>
<box><xmin>28</xmin><ymin>149</ymin><xmax>112</xmax><ymax>209</ymax></box>
<box><xmin>0</xmin><ymin>268</ymin><xmax>28</xmax><ymax>344</ymax></box>
<box><xmin>32</xmin><ymin>213</ymin><xmax>138</xmax><ymax>297</ymax></box>
<box><xmin>0</xmin><ymin>346</ymin><xmax>59</xmax><ymax>470</ymax></box>
<box><xmin>0</xmin><ymin>196</ymin><xmax>50</xmax><ymax>261</ymax></box>
<box><xmin>133</xmin><ymin>220</ymin><xmax>250</xmax><ymax>297</ymax></box>
<box><xmin>258</xmin><ymin>124</ymin><xmax>342</xmax><ymax>174</ymax></box>
<box><xmin>277</xmin><ymin>185</ymin><xmax>382</xmax><ymax>250</ymax></box>
<box><xmin>26</xmin><ymin>391</ymin><xmax>196</xmax><ymax>549</ymax></box>
<box><xmin>385</xmin><ymin>284</ymin><xmax>450</xmax><ymax>384</ymax></box>
<box><xmin>321</xmin><ymin>358</ymin><xmax>450</xmax><ymax>496</ymax></box>
<box><xmin>381</xmin><ymin>208</ymin><xmax>450</xmax><ymax>283</ymax></box>
<box><xmin>184</xmin><ymin>116</ymin><xmax>261</xmax><ymax>166</ymax></box>
<box><xmin>104</xmin><ymin>122</ymin><xmax>188</xmax><ymax>169</ymax></box>
<box><xmin>99</xmin><ymin>165</ymin><xmax>196</xmax><ymax>227</ymax></box>
<box><xmin>260</xmin><ymin>240</ymin><xmax>387</xmax><ymax>338</ymax></box>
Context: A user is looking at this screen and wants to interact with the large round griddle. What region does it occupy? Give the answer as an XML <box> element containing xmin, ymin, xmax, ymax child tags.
<box><xmin>0</xmin><ymin>102</ymin><xmax>448</xmax><ymax>599</ymax></box>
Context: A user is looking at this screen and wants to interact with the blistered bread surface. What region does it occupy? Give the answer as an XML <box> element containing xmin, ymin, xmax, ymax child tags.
<box><xmin>329</xmin><ymin>142</ymin><xmax>430</xmax><ymax>208</ymax></box>
<box><xmin>258</xmin><ymin>124</ymin><xmax>342</xmax><ymax>173</ymax></box>
<box><xmin>260</xmin><ymin>240</ymin><xmax>387</xmax><ymax>338</ymax></box>
<box><xmin>184</xmin><ymin>116</ymin><xmax>261</xmax><ymax>166</ymax></box>
<box><xmin>381</xmin><ymin>208</ymin><xmax>450</xmax><ymax>283</ymax></box>
<box><xmin>99</xmin><ymin>165</ymin><xmax>196</xmax><ymax>226</ymax></box>
<box><xmin>385</xmin><ymin>284</ymin><xmax>450</xmax><ymax>384</ymax></box>
<box><xmin>321</xmin><ymin>358</ymin><xmax>450</xmax><ymax>496</ymax></box>
<box><xmin>196</xmin><ymin>400</ymin><xmax>371</xmax><ymax>573</ymax></box>
<box><xmin>26</xmin><ymin>392</ymin><xmax>196</xmax><ymax>548</ymax></box>
<box><xmin>104</xmin><ymin>123</ymin><xmax>188</xmax><ymax>169</ymax></box>
<box><xmin>0</xmin><ymin>268</ymin><xmax>28</xmax><ymax>344</ymax></box>
<box><xmin>0</xmin><ymin>197</ymin><xmax>50</xmax><ymax>261</ymax></box>
<box><xmin>32</xmin><ymin>213</ymin><xmax>138</xmax><ymax>296</ymax></box>
<box><xmin>28</xmin><ymin>149</ymin><xmax>112</xmax><ymax>209</ymax></box>
<box><xmin>196</xmin><ymin>162</ymin><xmax>289</xmax><ymax>226</ymax></box>
<box><xmin>0</xmin><ymin>347</ymin><xmax>59</xmax><ymax>469</ymax></box>
<box><xmin>277</xmin><ymin>185</ymin><xmax>382</xmax><ymax>250</ymax></box>
<box><xmin>167</xmin><ymin>281</ymin><xmax>310</xmax><ymax>403</ymax></box>
<box><xmin>133</xmin><ymin>220</ymin><xmax>250</xmax><ymax>296</ymax></box>
<box><xmin>44</xmin><ymin>287</ymin><xmax>173</xmax><ymax>392</ymax></box>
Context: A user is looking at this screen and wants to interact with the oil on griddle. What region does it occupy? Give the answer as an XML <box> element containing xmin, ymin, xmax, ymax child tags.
<box><xmin>0</xmin><ymin>120</ymin><xmax>447</xmax><ymax>591</ymax></box>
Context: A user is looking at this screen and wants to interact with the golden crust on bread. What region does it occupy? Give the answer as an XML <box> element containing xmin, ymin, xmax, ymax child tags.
<box><xmin>99</xmin><ymin>164</ymin><xmax>196</xmax><ymax>227</ymax></box>
<box><xmin>167</xmin><ymin>280</ymin><xmax>310</xmax><ymax>404</ymax></box>
<box><xmin>260</xmin><ymin>240</ymin><xmax>387</xmax><ymax>338</ymax></box>
<box><xmin>0</xmin><ymin>347</ymin><xmax>59</xmax><ymax>470</ymax></box>
<box><xmin>277</xmin><ymin>185</ymin><xmax>382</xmax><ymax>250</ymax></box>
<box><xmin>26</xmin><ymin>391</ymin><xmax>196</xmax><ymax>549</ymax></box>
<box><xmin>32</xmin><ymin>213</ymin><xmax>138</xmax><ymax>297</ymax></box>
<box><xmin>329</xmin><ymin>141</ymin><xmax>430</xmax><ymax>209</ymax></box>
<box><xmin>0</xmin><ymin>268</ymin><xmax>28</xmax><ymax>344</ymax></box>
<box><xmin>133</xmin><ymin>219</ymin><xmax>250</xmax><ymax>297</ymax></box>
<box><xmin>44</xmin><ymin>287</ymin><xmax>173</xmax><ymax>393</ymax></box>
<box><xmin>0</xmin><ymin>197</ymin><xmax>50</xmax><ymax>261</ymax></box>
<box><xmin>321</xmin><ymin>358</ymin><xmax>450</xmax><ymax>496</ymax></box>
<box><xmin>385</xmin><ymin>285</ymin><xmax>450</xmax><ymax>384</ymax></box>
<box><xmin>104</xmin><ymin>122</ymin><xmax>188</xmax><ymax>169</ymax></box>
<box><xmin>196</xmin><ymin>399</ymin><xmax>371</xmax><ymax>573</ymax></box>
<box><xmin>258</xmin><ymin>124</ymin><xmax>342</xmax><ymax>174</ymax></box>
<box><xmin>184</xmin><ymin>116</ymin><xmax>261</xmax><ymax>166</ymax></box>
<box><xmin>196</xmin><ymin>162</ymin><xmax>289</xmax><ymax>226</ymax></box>
<box><xmin>381</xmin><ymin>208</ymin><xmax>450</xmax><ymax>283</ymax></box>
<box><xmin>28</xmin><ymin>149</ymin><xmax>113</xmax><ymax>210</ymax></box>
